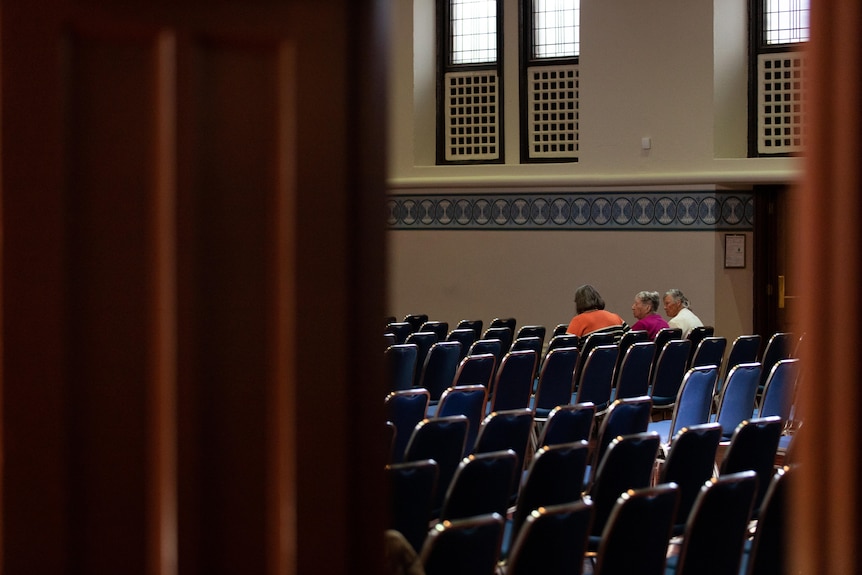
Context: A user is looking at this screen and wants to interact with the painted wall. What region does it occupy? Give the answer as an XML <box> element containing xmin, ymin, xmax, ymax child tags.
<box><xmin>386</xmin><ymin>0</ymin><xmax>796</xmax><ymax>345</ymax></box>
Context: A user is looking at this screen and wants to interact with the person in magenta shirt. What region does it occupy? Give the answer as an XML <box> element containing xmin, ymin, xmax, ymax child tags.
<box><xmin>630</xmin><ymin>291</ymin><xmax>669</xmax><ymax>340</ymax></box>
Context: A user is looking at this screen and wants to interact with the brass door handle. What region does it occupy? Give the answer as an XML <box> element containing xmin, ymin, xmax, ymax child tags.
<box><xmin>778</xmin><ymin>275</ymin><xmax>798</xmax><ymax>309</ymax></box>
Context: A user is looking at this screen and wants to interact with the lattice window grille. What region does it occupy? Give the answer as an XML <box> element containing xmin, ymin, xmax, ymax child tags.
<box><xmin>757</xmin><ymin>52</ymin><xmax>807</xmax><ymax>154</ymax></box>
<box><xmin>527</xmin><ymin>64</ymin><xmax>578</xmax><ymax>159</ymax></box>
<box><xmin>444</xmin><ymin>70</ymin><xmax>500</xmax><ymax>161</ymax></box>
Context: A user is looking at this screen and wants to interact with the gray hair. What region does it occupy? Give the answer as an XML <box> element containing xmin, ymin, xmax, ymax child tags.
<box><xmin>636</xmin><ymin>290</ymin><xmax>661</xmax><ymax>312</ymax></box>
<box><xmin>665</xmin><ymin>288</ymin><xmax>690</xmax><ymax>308</ymax></box>
<box><xmin>574</xmin><ymin>284</ymin><xmax>606</xmax><ymax>314</ymax></box>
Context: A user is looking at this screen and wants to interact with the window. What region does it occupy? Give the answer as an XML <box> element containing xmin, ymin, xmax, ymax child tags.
<box><xmin>521</xmin><ymin>0</ymin><xmax>580</xmax><ymax>162</ymax></box>
<box><xmin>438</xmin><ymin>0</ymin><xmax>503</xmax><ymax>164</ymax></box>
<box><xmin>751</xmin><ymin>0</ymin><xmax>810</xmax><ymax>156</ymax></box>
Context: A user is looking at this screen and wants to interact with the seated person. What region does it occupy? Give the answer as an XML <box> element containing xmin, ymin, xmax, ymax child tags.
<box><xmin>663</xmin><ymin>288</ymin><xmax>704</xmax><ymax>338</ymax></box>
<box><xmin>630</xmin><ymin>290</ymin><xmax>669</xmax><ymax>340</ymax></box>
<box><xmin>566</xmin><ymin>284</ymin><xmax>629</xmax><ymax>342</ymax></box>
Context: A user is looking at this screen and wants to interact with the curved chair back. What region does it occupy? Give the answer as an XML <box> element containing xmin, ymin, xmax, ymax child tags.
<box><xmin>403</xmin><ymin>415</ymin><xmax>469</xmax><ymax>512</ymax></box>
<box><xmin>453</xmin><ymin>352</ymin><xmax>496</xmax><ymax>390</ymax></box>
<box><xmin>659</xmin><ymin>422</ymin><xmax>722</xmax><ymax>531</ymax></box>
<box><xmin>587</xmin><ymin>431</ymin><xmax>661</xmax><ymax>539</ymax></box>
<box><xmin>665</xmin><ymin>365</ymin><xmax>719</xmax><ymax>442</ymax></box>
<box><xmin>574</xmin><ymin>331</ymin><xmax>616</xmax><ymax>389</ymax></box>
<box><xmin>384</xmin><ymin>343</ymin><xmax>418</xmax><ymax>392</ymax></box>
<box><xmin>510</xmin><ymin>336</ymin><xmax>542</xmax><ymax>378</ymax></box>
<box><xmin>403</xmin><ymin>313</ymin><xmax>428</xmax><ymax>333</ymax></box>
<box><xmin>758</xmin><ymin>357</ymin><xmax>801</xmax><ymax>422</ymax></box>
<box><xmin>419</xmin><ymin>513</ymin><xmax>504</xmax><ymax>575</ymax></box>
<box><xmin>552</xmin><ymin>323</ymin><xmax>569</xmax><ymax>337</ymax></box>
<box><xmin>649</xmin><ymin>339</ymin><xmax>692</xmax><ymax>410</ymax></box>
<box><xmin>719</xmin><ymin>416</ymin><xmax>783</xmax><ymax>515</ymax></box>
<box><xmin>689</xmin><ymin>336</ymin><xmax>727</xmax><ymax>370</ymax></box>
<box><xmin>383</xmin><ymin>332</ymin><xmax>397</xmax><ymax>348</ymax></box>
<box><xmin>386</xmin><ymin>459</ymin><xmax>439</xmax><ymax>553</ymax></box>
<box><xmin>385</xmin><ymin>389</ymin><xmax>430</xmax><ymax>463</ymax></box>
<box><xmin>482</xmin><ymin>326</ymin><xmax>514</xmax><ymax>354</ymax></box>
<box><xmin>573</xmin><ymin>344</ymin><xmax>618</xmax><ymax>413</ymax></box>
<box><xmin>547</xmin><ymin>333</ymin><xmax>579</xmax><ymax>353</ymax></box>
<box><xmin>536</xmin><ymin>402</ymin><xmax>595</xmax><ymax>447</ymax></box>
<box><xmin>745</xmin><ymin>465</ymin><xmax>792</xmax><ymax>575</ymax></box>
<box><xmin>715</xmin><ymin>362</ymin><xmax>761</xmax><ymax>439</ymax></box>
<box><xmin>440</xmin><ymin>450</ymin><xmax>518</xmax><ymax>521</ymax></box>
<box><xmin>614</xmin><ymin>329</ymin><xmax>648</xmax><ymax>376</ymax></box>
<box><xmin>419</xmin><ymin>341</ymin><xmax>462</xmax><ymax>402</ymax></box>
<box><xmin>446</xmin><ymin>328</ymin><xmax>477</xmax><ymax>361</ymax></box>
<box><xmin>673</xmin><ymin>471</ymin><xmax>758</xmax><ymax>575</ymax></box>
<box><xmin>533</xmin><ymin>346</ymin><xmax>579</xmax><ymax>417</ymax></box>
<box><xmin>405</xmin><ymin>331</ymin><xmax>439</xmax><ymax>387</ymax></box>
<box><xmin>758</xmin><ymin>332</ymin><xmax>794</xmax><ymax>389</ymax></box>
<box><xmin>419</xmin><ymin>320</ymin><xmax>449</xmax><ymax>341</ymax></box>
<box><xmin>456</xmin><ymin>318</ymin><xmax>483</xmax><ymax>339</ymax></box>
<box><xmin>489</xmin><ymin>350</ymin><xmax>537</xmax><ymax>412</ymax></box>
<box><xmin>473</xmin><ymin>409</ymin><xmax>534</xmax><ymax>478</ymax></box>
<box><xmin>614</xmin><ymin>341</ymin><xmax>655</xmax><ymax>400</ymax></box>
<box><xmin>435</xmin><ymin>385</ymin><xmax>488</xmax><ymax>455</ymax></box>
<box><xmin>505</xmin><ymin>500</ymin><xmax>593</xmax><ymax>575</ymax></box>
<box><xmin>594</xmin><ymin>483</ymin><xmax>679</xmax><ymax>575</ymax></box>
<box><xmin>591</xmin><ymin>396</ymin><xmax>652</xmax><ymax>480</ymax></box>
<box><xmin>686</xmin><ymin>325</ymin><xmax>715</xmax><ymax>364</ymax></box>
<box><xmin>722</xmin><ymin>334</ymin><xmax>761</xmax><ymax>382</ymax></box>
<box><xmin>515</xmin><ymin>325</ymin><xmax>546</xmax><ymax>350</ymax></box>
<box><xmin>385</xmin><ymin>321</ymin><xmax>414</xmax><ymax>345</ymax></box>
<box><xmin>653</xmin><ymin>327</ymin><xmax>683</xmax><ymax>358</ymax></box>
<box><xmin>489</xmin><ymin>316</ymin><xmax>517</xmax><ymax>333</ymax></box>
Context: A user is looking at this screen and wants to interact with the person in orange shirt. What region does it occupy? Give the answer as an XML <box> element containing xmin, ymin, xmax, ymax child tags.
<box><xmin>566</xmin><ymin>284</ymin><xmax>629</xmax><ymax>342</ymax></box>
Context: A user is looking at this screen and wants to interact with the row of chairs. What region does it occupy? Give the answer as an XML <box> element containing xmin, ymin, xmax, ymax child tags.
<box><xmin>389</xmin><ymin>404</ymin><xmax>793</xmax><ymax>574</ymax></box>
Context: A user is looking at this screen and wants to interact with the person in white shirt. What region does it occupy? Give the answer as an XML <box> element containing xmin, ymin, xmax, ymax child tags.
<box><xmin>663</xmin><ymin>289</ymin><xmax>704</xmax><ymax>338</ymax></box>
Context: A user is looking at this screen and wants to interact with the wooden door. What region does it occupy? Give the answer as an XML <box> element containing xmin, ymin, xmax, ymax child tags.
<box><xmin>1</xmin><ymin>2</ymin><xmax>388</xmax><ymax>574</ymax></box>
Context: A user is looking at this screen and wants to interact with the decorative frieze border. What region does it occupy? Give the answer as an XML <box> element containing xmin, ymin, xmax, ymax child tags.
<box><xmin>387</xmin><ymin>191</ymin><xmax>754</xmax><ymax>231</ymax></box>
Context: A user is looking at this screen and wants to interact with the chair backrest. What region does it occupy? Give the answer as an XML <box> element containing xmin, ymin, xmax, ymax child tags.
<box><xmin>715</xmin><ymin>362</ymin><xmax>762</xmax><ymax>439</ymax></box>
<box><xmin>552</xmin><ymin>323</ymin><xmax>569</xmax><ymax>337</ymax></box>
<box><xmin>533</xmin><ymin>346</ymin><xmax>579</xmax><ymax>415</ymax></box>
<box><xmin>659</xmin><ymin>422</ymin><xmax>722</xmax><ymax>530</ymax></box>
<box><xmin>573</xmin><ymin>344</ymin><xmax>618</xmax><ymax>413</ymax></box>
<box><xmin>673</xmin><ymin>471</ymin><xmax>758</xmax><ymax>575</ymax></box>
<box><xmin>436</xmin><ymin>385</ymin><xmax>488</xmax><ymax>455</ymax></box>
<box><xmin>419</xmin><ymin>513</ymin><xmax>505</xmax><ymax>575</ymax></box>
<box><xmin>489</xmin><ymin>350</ymin><xmax>537</xmax><ymax>412</ymax></box>
<box><xmin>418</xmin><ymin>341</ymin><xmax>463</xmax><ymax>402</ymax></box>
<box><xmin>515</xmin><ymin>324</ymin><xmax>546</xmax><ymax>350</ymax></box>
<box><xmin>440</xmin><ymin>450</ymin><xmax>518</xmax><ymax>521</ymax></box>
<box><xmin>689</xmin><ymin>336</ymin><xmax>727</xmax><ymax>370</ymax></box>
<box><xmin>649</xmin><ymin>339</ymin><xmax>692</xmax><ymax>408</ymax></box>
<box><xmin>666</xmin><ymin>365</ymin><xmax>719</xmax><ymax>440</ymax></box>
<box><xmin>593</xmin><ymin>483</ymin><xmax>679</xmax><ymax>575</ymax></box>
<box><xmin>744</xmin><ymin>465</ymin><xmax>792</xmax><ymax>575</ymax></box>
<box><xmin>547</xmin><ymin>333</ymin><xmax>579</xmax><ymax>353</ymax></box>
<box><xmin>510</xmin><ymin>336</ymin><xmax>542</xmax><ymax>378</ymax></box>
<box><xmin>509</xmin><ymin>440</ymin><xmax>590</xmax><ymax>550</ymax></box>
<box><xmin>456</xmin><ymin>318</ymin><xmax>483</xmax><ymax>339</ymax></box>
<box><xmin>384</xmin><ymin>389</ymin><xmax>430</xmax><ymax>463</ymax></box>
<box><xmin>383</xmin><ymin>332</ymin><xmax>397</xmax><ymax>348</ymax></box>
<box><xmin>613</xmin><ymin>341</ymin><xmax>655</xmax><ymax>400</ymax></box>
<box><xmin>419</xmin><ymin>320</ymin><xmax>449</xmax><ymax>341</ymax></box>
<box><xmin>403</xmin><ymin>313</ymin><xmax>429</xmax><ymax>333</ymax></box>
<box><xmin>482</xmin><ymin>326</ymin><xmax>514</xmax><ymax>354</ymax></box>
<box><xmin>685</xmin><ymin>325</ymin><xmax>715</xmax><ymax>364</ymax></box>
<box><xmin>758</xmin><ymin>357</ymin><xmax>801</xmax><ymax>421</ymax></box>
<box><xmin>758</xmin><ymin>332</ymin><xmax>794</xmax><ymax>389</ymax></box>
<box><xmin>405</xmin><ymin>331</ymin><xmax>439</xmax><ymax>387</ymax></box>
<box><xmin>719</xmin><ymin>416</ymin><xmax>783</xmax><ymax>515</ymax></box>
<box><xmin>613</xmin><ymin>329</ymin><xmax>648</xmax><ymax>376</ymax></box>
<box><xmin>473</xmin><ymin>409</ymin><xmax>534</xmax><ymax>476</ymax></box>
<box><xmin>386</xmin><ymin>459</ymin><xmax>439</xmax><ymax>553</ymax></box>
<box><xmin>468</xmin><ymin>338</ymin><xmax>504</xmax><ymax>379</ymax></box>
<box><xmin>446</xmin><ymin>328</ymin><xmax>477</xmax><ymax>361</ymax></box>
<box><xmin>384</xmin><ymin>343</ymin><xmax>418</xmax><ymax>392</ymax></box>
<box><xmin>722</xmin><ymin>334</ymin><xmax>761</xmax><ymax>382</ymax></box>
<box><xmin>505</xmin><ymin>500</ymin><xmax>593</xmax><ymax>575</ymax></box>
<box><xmin>385</xmin><ymin>321</ymin><xmax>414</xmax><ymax>345</ymax></box>
<box><xmin>591</xmin><ymin>396</ymin><xmax>652</xmax><ymax>479</ymax></box>
<box><xmin>574</xmin><ymin>331</ymin><xmax>616</xmax><ymax>388</ymax></box>
<box><xmin>536</xmin><ymin>402</ymin><xmax>595</xmax><ymax>447</ymax></box>
<box><xmin>403</xmin><ymin>415</ymin><xmax>469</xmax><ymax>512</ymax></box>
<box><xmin>452</xmin><ymin>352</ymin><xmax>496</xmax><ymax>390</ymax></box>
<box><xmin>653</xmin><ymin>326</ymin><xmax>683</xmax><ymax>359</ymax></box>
<box><xmin>587</xmin><ymin>431</ymin><xmax>661</xmax><ymax>538</ymax></box>
<box><xmin>489</xmin><ymin>316</ymin><xmax>517</xmax><ymax>333</ymax></box>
